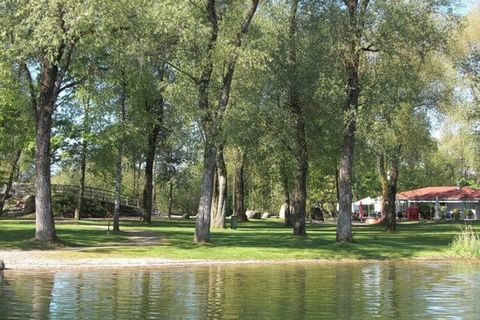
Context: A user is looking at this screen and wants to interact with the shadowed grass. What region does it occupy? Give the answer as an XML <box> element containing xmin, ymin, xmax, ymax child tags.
<box><xmin>0</xmin><ymin>217</ymin><xmax>478</xmax><ymax>260</ymax></box>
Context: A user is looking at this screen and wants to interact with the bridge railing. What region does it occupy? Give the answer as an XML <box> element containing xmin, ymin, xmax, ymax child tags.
<box><xmin>6</xmin><ymin>183</ymin><xmax>141</xmax><ymax>208</ymax></box>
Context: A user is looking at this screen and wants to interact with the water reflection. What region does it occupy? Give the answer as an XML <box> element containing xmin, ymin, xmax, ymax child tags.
<box><xmin>0</xmin><ymin>262</ymin><xmax>480</xmax><ymax>319</ymax></box>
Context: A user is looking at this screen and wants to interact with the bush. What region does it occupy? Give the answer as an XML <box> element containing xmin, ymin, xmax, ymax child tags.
<box><xmin>52</xmin><ymin>194</ymin><xmax>76</xmax><ymax>217</ymax></box>
<box><xmin>451</xmin><ymin>225</ymin><xmax>480</xmax><ymax>258</ymax></box>
<box><xmin>419</xmin><ymin>203</ymin><xmax>433</xmax><ymax>220</ymax></box>
<box><xmin>452</xmin><ymin>208</ymin><xmax>462</xmax><ymax>221</ymax></box>
<box><xmin>465</xmin><ymin>209</ymin><xmax>474</xmax><ymax>219</ymax></box>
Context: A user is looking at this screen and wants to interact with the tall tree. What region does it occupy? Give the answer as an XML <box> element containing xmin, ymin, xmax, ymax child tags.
<box><xmin>336</xmin><ymin>0</ymin><xmax>369</xmax><ymax>242</ymax></box>
<box><xmin>287</xmin><ymin>0</ymin><xmax>308</xmax><ymax>236</ymax></box>
<box><xmin>74</xmin><ymin>96</ymin><xmax>91</xmax><ymax>221</ymax></box>
<box><xmin>1</xmin><ymin>1</ymin><xmax>105</xmax><ymax>241</ymax></box>
<box><xmin>193</xmin><ymin>0</ymin><xmax>259</xmax><ymax>243</ymax></box>
<box><xmin>113</xmin><ymin>71</ymin><xmax>127</xmax><ymax>232</ymax></box>
<box><xmin>142</xmin><ymin>67</ymin><xmax>165</xmax><ymax>224</ymax></box>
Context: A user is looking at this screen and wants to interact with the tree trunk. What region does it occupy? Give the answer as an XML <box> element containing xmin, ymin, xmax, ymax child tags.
<box><xmin>288</xmin><ymin>0</ymin><xmax>307</xmax><ymax>236</ymax></box>
<box><xmin>194</xmin><ymin>143</ymin><xmax>217</xmax><ymax>243</ymax></box>
<box><xmin>168</xmin><ymin>179</ymin><xmax>173</xmax><ymax>219</ymax></box>
<box><xmin>379</xmin><ymin>153</ymin><xmax>399</xmax><ymax>232</ymax></box>
<box><xmin>336</xmin><ymin>0</ymin><xmax>367</xmax><ymax>242</ymax></box>
<box><xmin>0</xmin><ymin>149</ymin><xmax>21</xmax><ymax>215</ymax></box>
<box><xmin>133</xmin><ymin>160</ymin><xmax>138</xmax><ymax>200</ymax></box>
<box><xmin>279</xmin><ymin>159</ymin><xmax>292</xmax><ymax>226</ymax></box>
<box><xmin>74</xmin><ymin>139</ymin><xmax>87</xmax><ymax>220</ymax></box>
<box><xmin>142</xmin><ymin>122</ymin><xmax>161</xmax><ymax>223</ymax></box>
<box><xmin>212</xmin><ymin>147</ymin><xmax>227</xmax><ymax>229</ymax></box>
<box><xmin>337</xmin><ymin>120</ymin><xmax>355</xmax><ymax>242</ymax></box>
<box><xmin>113</xmin><ymin>73</ymin><xmax>127</xmax><ymax>232</ymax></box>
<box><xmin>21</xmin><ymin>14</ymin><xmax>77</xmax><ymax>242</ymax></box>
<box><xmin>210</xmin><ymin>169</ymin><xmax>219</xmax><ymax>222</ymax></box>
<box><xmin>194</xmin><ymin>0</ymin><xmax>258</xmax><ymax>243</ymax></box>
<box><xmin>234</xmin><ymin>149</ymin><xmax>248</xmax><ymax>222</ymax></box>
<box><xmin>113</xmin><ymin>150</ymin><xmax>122</xmax><ymax>232</ymax></box>
<box><xmin>142</xmin><ymin>68</ymin><xmax>164</xmax><ymax>223</ymax></box>
<box><xmin>34</xmin><ymin>60</ymin><xmax>58</xmax><ymax>242</ymax></box>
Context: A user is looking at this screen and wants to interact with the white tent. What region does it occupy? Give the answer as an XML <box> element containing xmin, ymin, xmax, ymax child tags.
<box><xmin>337</xmin><ymin>196</ymin><xmax>382</xmax><ymax>213</ymax></box>
<box><xmin>354</xmin><ymin>197</ymin><xmax>375</xmax><ymax>206</ymax></box>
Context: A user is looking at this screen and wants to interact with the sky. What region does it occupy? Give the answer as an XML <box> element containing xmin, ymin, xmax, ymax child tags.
<box><xmin>457</xmin><ymin>0</ymin><xmax>477</xmax><ymax>14</ymax></box>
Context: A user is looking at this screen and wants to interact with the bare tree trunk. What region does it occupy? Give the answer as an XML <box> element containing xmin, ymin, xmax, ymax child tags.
<box><xmin>335</xmin><ymin>168</ymin><xmax>340</xmax><ymax>205</ymax></box>
<box><xmin>336</xmin><ymin>0</ymin><xmax>368</xmax><ymax>242</ymax></box>
<box><xmin>279</xmin><ymin>159</ymin><xmax>292</xmax><ymax>226</ymax></box>
<box><xmin>194</xmin><ymin>143</ymin><xmax>217</xmax><ymax>243</ymax></box>
<box><xmin>210</xmin><ymin>168</ymin><xmax>219</xmax><ymax>222</ymax></box>
<box><xmin>113</xmin><ymin>150</ymin><xmax>122</xmax><ymax>232</ymax></box>
<box><xmin>337</xmin><ymin>121</ymin><xmax>355</xmax><ymax>242</ymax></box>
<box><xmin>142</xmin><ymin>121</ymin><xmax>161</xmax><ymax>223</ymax></box>
<box><xmin>212</xmin><ymin>147</ymin><xmax>227</xmax><ymax>229</ymax></box>
<box><xmin>133</xmin><ymin>160</ymin><xmax>138</xmax><ymax>200</ymax></box>
<box><xmin>0</xmin><ymin>149</ymin><xmax>21</xmax><ymax>215</ymax></box>
<box><xmin>113</xmin><ymin>73</ymin><xmax>127</xmax><ymax>232</ymax></box>
<box><xmin>378</xmin><ymin>152</ymin><xmax>399</xmax><ymax>232</ymax></box>
<box><xmin>74</xmin><ymin>139</ymin><xmax>87</xmax><ymax>220</ymax></box>
<box><xmin>142</xmin><ymin>68</ymin><xmax>164</xmax><ymax>223</ymax></box>
<box><xmin>288</xmin><ymin>0</ymin><xmax>307</xmax><ymax>236</ymax></box>
<box><xmin>193</xmin><ymin>0</ymin><xmax>218</xmax><ymax>244</ymax></box>
<box><xmin>168</xmin><ymin>179</ymin><xmax>173</xmax><ymax>219</ymax></box>
<box><xmin>234</xmin><ymin>149</ymin><xmax>248</xmax><ymax>222</ymax></box>
<box><xmin>34</xmin><ymin>60</ymin><xmax>58</xmax><ymax>242</ymax></box>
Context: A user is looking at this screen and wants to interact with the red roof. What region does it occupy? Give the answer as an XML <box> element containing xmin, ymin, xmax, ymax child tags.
<box><xmin>397</xmin><ymin>186</ymin><xmax>480</xmax><ymax>201</ymax></box>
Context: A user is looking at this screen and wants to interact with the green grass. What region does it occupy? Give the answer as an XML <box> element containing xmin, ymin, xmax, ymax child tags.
<box><xmin>450</xmin><ymin>224</ymin><xmax>480</xmax><ymax>258</ymax></box>
<box><xmin>0</xmin><ymin>217</ymin><xmax>478</xmax><ymax>261</ymax></box>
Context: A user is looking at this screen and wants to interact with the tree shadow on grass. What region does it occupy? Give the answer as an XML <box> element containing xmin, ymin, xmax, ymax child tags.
<box><xmin>0</xmin><ymin>219</ymin><xmax>467</xmax><ymax>259</ymax></box>
<box><xmin>152</xmin><ymin>220</ymin><xmax>460</xmax><ymax>259</ymax></box>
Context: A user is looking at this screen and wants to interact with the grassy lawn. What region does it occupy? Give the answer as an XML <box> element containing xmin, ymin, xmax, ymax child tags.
<box><xmin>0</xmin><ymin>217</ymin><xmax>478</xmax><ymax>261</ymax></box>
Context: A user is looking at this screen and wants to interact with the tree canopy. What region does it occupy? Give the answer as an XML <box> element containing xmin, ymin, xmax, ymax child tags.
<box><xmin>0</xmin><ymin>0</ymin><xmax>474</xmax><ymax>243</ymax></box>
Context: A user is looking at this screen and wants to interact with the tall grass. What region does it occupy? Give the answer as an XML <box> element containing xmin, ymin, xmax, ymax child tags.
<box><xmin>450</xmin><ymin>224</ymin><xmax>480</xmax><ymax>258</ymax></box>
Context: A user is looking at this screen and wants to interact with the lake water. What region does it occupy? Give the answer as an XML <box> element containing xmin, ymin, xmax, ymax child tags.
<box><xmin>1</xmin><ymin>262</ymin><xmax>479</xmax><ymax>319</ymax></box>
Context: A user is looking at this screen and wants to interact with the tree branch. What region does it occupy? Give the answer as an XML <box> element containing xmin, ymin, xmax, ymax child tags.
<box><xmin>165</xmin><ymin>61</ymin><xmax>199</xmax><ymax>83</ymax></box>
<box><xmin>218</xmin><ymin>0</ymin><xmax>259</xmax><ymax>116</ymax></box>
<box><xmin>361</xmin><ymin>44</ymin><xmax>379</xmax><ymax>52</ymax></box>
<box><xmin>58</xmin><ymin>79</ymin><xmax>83</xmax><ymax>93</ymax></box>
<box><xmin>21</xmin><ymin>63</ymin><xmax>38</xmax><ymax>118</ymax></box>
<box><xmin>53</xmin><ymin>42</ymin><xmax>76</xmax><ymax>100</ymax></box>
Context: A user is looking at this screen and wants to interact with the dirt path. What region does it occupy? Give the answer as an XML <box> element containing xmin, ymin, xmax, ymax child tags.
<box><xmin>0</xmin><ymin>229</ymin><xmax>170</xmax><ymax>270</ymax></box>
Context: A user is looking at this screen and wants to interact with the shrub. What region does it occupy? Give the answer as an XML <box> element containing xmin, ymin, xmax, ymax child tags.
<box><xmin>465</xmin><ymin>209</ymin><xmax>474</xmax><ymax>219</ymax></box>
<box><xmin>452</xmin><ymin>208</ymin><xmax>462</xmax><ymax>221</ymax></box>
<box><xmin>450</xmin><ymin>225</ymin><xmax>480</xmax><ymax>258</ymax></box>
<box><xmin>419</xmin><ymin>203</ymin><xmax>433</xmax><ymax>220</ymax></box>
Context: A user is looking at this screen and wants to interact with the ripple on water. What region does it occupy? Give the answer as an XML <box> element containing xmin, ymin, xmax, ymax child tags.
<box><xmin>1</xmin><ymin>262</ymin><xmax>480</xmax><ymax>319</ymax></box>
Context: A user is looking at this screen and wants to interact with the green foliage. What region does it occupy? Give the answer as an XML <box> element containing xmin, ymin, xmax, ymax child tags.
<box><xmin>419</xmin><ymin>203</ymin><xmax>434</xmax><ymax>220</ymax></box>
<box><xmin>452</xmin><ymin>208</ymin><xmax>462</xmax><ymax>221</ymax></box>
<box><xmin>465</xmin><ymin>209</ymin><xmax>474</xmax><ymax>219</ymax></box>
<box><xmin>0</xmin><ymin>0</ymin><xmax>474</xmax><ymax>228</ymax></box>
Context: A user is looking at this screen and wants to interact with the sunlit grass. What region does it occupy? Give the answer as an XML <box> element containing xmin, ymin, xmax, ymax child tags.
<box><xmin>450</xmin><ymin>224</ymin><xmax>480</xmax><ymax>258</ymax></box>
<box><xmin>0</xmin><ymin>217</ymin><xmax>478</xmax><ymax>261</ymax></box>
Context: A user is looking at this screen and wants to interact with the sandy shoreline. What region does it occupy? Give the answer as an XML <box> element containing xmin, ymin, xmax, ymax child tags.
<box><xmin>0</xmin><ymin>249</ymin><xmax>475</xmax><ymax>271</ymax></box>
<box><xmin>0</xmin><ymin>249</ymin><xmax>362</xmax><ymax>270</ymax></box>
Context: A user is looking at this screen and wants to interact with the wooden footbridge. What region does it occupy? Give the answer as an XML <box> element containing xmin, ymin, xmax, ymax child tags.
<box><xmin>5</xmin><ymin>183</ymin><xmax>142</xmax><ymax>209</ymax></box>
